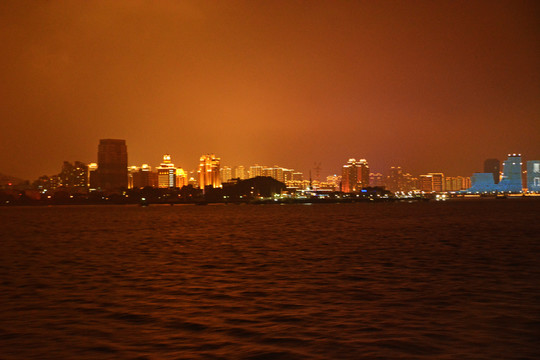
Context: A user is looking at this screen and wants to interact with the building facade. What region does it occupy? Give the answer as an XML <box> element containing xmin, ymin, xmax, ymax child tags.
<box><xmin>96</xmin><ymin>139</ymin><xmax>128</xmax><ymax>190</ymax></box>
<box><xmin>526</xmin><ymin>160</ymin><xmax>540</xmax><ymax>192</ymax></box>
<box><xmin>199</xmin><ymin>154</ymin><xmax>221</xmax><ymax>189</ymax></box>
<box><xmin>157</xmin><ymin>154</ymin><xmax>176</xmax><ymax>188</ymax></box>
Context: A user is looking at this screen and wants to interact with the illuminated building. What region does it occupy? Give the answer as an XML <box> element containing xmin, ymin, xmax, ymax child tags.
<box><xmin>249</xmin><ymin>164</ymin><xmax>264</xmax><ymax>178</ymax></box>
<box><xmin>220</xmin><ymin>166</ymin><xmax>232</xmax><ymax>183</ymax></box>
<box><xmin>466</xmin><ymin>154</ymin><xmax>522</xmax><ymax>193</ymax></box>
<box><xmin>527</xmin><ymin>161</ymin><xmax>540</xmax><ymax>192</ymax></box>
<box><xmin>128</xmin><ymin>166</ymin><xmax>139</xmax><ymax>189</ymax></box>
<box><xmin>467</xmin><ymin>173</ymin><xmax>498</xmax><ymax>193</ymax></box>
<box><xmin>498</xmin><ymin>154</ymin><xmax>522</xmax><ymax>193</ymax></box>
<box><xmin>88</xmin><ymin>163</ymin><xmax>98</xmax><ymax>189</ymax></box>
<box><xmin>386</xmin><ymin>166</ymin><xmax>404</xmax><ymax>192</ymax></box>
<box><xmin>445</xmin><ymin>176</ymin><xmax>470</xmax><ymax>191</ymax></box>
<box><xmin>292</xmin><ymin>172</ymin><xmax>303</xmax><ymax>181</ymax></box>
<box><xmin>199</xmin><ymin>154</ymin><xmax>221</xmax><ymax>189</ymax></box>
<box><xmin>484</xmin><ymin>158</ymin><xmax>500</xmax><ymax>184</ymax></box>
<box><xmin>157</xmin><ymin>154</ymin><xmax>176</xmax><ymax>188</ymax></box>
<box><xmin>233</xmin><ymin>165</ymin><xmax>246</xmax><ymax>180</ymax></box>
<box><xmin>283</xmin><ymin>169</ymin><xmax>294</xmax><ymax>182</ymax></box>
<box><xmin>130</xmin><ymin>164</ymin><xmax>157</xmax><ymax>188</ymax></box>
<box><xmin>357</xmin><ymin>159</ymin><xmax>370</xmax><ymax>188</ymax></box>
<box><xmin>341</xmin><ymin>158</ymin><xmax>369</xmax><ymax>192</ymax></box>
<box><xmin>176</xmin><ymin>168</ymin><xmax>187</xmax><ymax>188</ymax></box>
<box><xmin>59</xmin><ymin>161</ymin><xmax>88</xmax><ymax>188</ymax></box>
<box><xmin>419</xmin><ymin>174</ymin><xmax>433</xmax><ymax>192</ymax></box>
<box><xmin>428</xmin><ymin>173</ymin><xmax>444</xmax><ymax>192</ymax></box>
<box><xmin>96</xmin><ymin>139</ymin><xmax>128</xmax><ymax>190</ymax></box>
<box><xmin>261</xmin><ymin>166</ymin><xmax>287</xmax><ymax>182</ymax></box>
<box><xmin>369</xmin><ymin>173</ymin><xmax>384</xmax><ymax>187</ymax></box>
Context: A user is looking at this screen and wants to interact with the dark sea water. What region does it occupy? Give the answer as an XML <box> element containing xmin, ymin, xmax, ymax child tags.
<box><xmin>1</xmin><ymin>200</ymin><xmax>539</xmax><ymax>359</ymax></box>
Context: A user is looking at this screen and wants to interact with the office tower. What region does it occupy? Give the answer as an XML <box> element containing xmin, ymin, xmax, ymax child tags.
<box><xmin>527</xmin><ymin>161</ymin><xmax>540</xmax><ymax>192</ymax></box>
<box><xmin>157</xmin><ymin>154</ymin><xmax>176</xmax><ymax>188</ymax></box>
<box><xmin>59</xmin><ymin>161</ymin><xmax>88</xmax><ymax>188</ymax></box>
<box><xmin>428</xmin><ymin>173</ymin><xmax>444</xmax><ymax>192</ymax></box>
<box><xmin>199</xmin><ymin>154</ymin><xmax>221</xmax><ymax>189</ymax></box>
<box><xmin>484</xmin><ymin>158</ymin><xmax>500</xmax><ymax>184</ymax></box>
<box><xmin>498</xmin><ymin>154</ymin><xmax>523</xmax><ymax>193</ymax></box>
<box><xmin>97</xmin><ymin>139</ymin><xmax>128</xmax><ymax>190</ymax></box>
<box><xmin>220</xmin><ymin>166</ymin><xmax>232</xmax><ymax>183</ymax></box>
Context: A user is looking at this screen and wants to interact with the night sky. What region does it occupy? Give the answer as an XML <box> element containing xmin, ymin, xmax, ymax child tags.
<box><xmin>1</xmin><ymin>0</ymin><xmax>539</xmax><ymax>181</ymax></box>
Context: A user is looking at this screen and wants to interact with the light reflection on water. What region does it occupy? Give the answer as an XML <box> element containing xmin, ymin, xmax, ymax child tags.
<box><xmin>1</xmin><ymin>201</ymin><xmax>539</xmax><ymax>359</ymax></box>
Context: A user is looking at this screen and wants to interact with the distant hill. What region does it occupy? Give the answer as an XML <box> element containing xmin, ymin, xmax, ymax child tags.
<box><xmin>0</xmin><ymin>173</ymin><xmax>26</xmax><ymax>186</ymax></box>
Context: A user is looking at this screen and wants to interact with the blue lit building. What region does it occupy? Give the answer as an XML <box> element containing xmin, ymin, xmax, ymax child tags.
<box><xmin>467</xmin><ymin>173</ymin><xmax>498</xmax><ymax>193</ymax></box>
<box><xmin>498</xmin><ymin>154</ymin><xmax>523</xmax><ymax>193</ymax></box>
<box><xmin>465</xmin><ymin>154</ymin><xmax>523</xmax><ymax>194</ymax></box>
<box><xmin>527</xmin><ymin>161</ymin><xmax>540</xmax><ymax>192</ymax></box>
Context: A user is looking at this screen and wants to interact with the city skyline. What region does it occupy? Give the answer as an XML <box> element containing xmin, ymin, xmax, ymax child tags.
<box><xmin>1</xmin><ymin>1</ymin><xmax>539</xmax><ymax>181</ymax></box>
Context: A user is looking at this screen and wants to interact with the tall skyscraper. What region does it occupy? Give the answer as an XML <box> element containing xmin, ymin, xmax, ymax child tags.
<box><xmin>341</xmin><ymin>158</ymin><xmax>369</xmax><ymax>192</ymax></box>
<box><xmin>157</xmin><ymin>154</ymin><xmax>176</xmax><ymax>188</ymax></box>
<box><xmin>357</xmin><ymin>159</ymin><xmax>370</xmax><ymax>188</ymax></box>
<box><xmin>97</xmin><ymin>139</ymin><xmax>128</xmax><ymax>190</ymax></box>
<box><xmin>484</xmin><ymin>158</ymin><xmax>500</xmax><ymax>184</ymax></box>
<box><xmin>199</xmin><ymin>154</ymin><xmax>221</xmax><ymax>189</ymax></box>
<box><xmin>220</xmin><ymin>166</ymin><xmax>232</xmax><ymax>183</ymax></box>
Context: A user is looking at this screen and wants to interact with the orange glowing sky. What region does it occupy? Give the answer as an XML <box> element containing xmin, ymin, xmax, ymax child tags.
<box><xmin>1</xmin><ymin>0</ymin><xmax>539</xmax><ymax>180</ymax></box>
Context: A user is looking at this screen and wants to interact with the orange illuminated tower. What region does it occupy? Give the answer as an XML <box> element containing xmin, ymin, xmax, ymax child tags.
<box><xmin>341</xmin><ymin>158</ymin><xmax>369</xmax><ymax>192</ymax></box>
<box><xmin>156</xmin><ymin>154</ymin><xmax>176</xmax><ymax>188</ymax></box>
<box><xmin>198</xmin><ymin>154</ymin><xmax>221</xmax><ymax>189</ymax></box>
<box><xmin>97</xmin><ymin>139</ymin><xmax>128</xmax><ymax>190</ymax></box>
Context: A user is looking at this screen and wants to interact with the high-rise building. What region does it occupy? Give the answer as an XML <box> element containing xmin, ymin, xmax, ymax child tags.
<box><xmin>220</xmin><ymin>166</ymin><xmax>232</xmax><ymax>183</ymax></box>
<box><xmin>175</xmin><ymin>168</ymin><xmax>187</xmax><ymax>188</ymax></box>
<box><xmin>59</xmin><ymin>161</ymin><xmax>89</xmax><ymax>188</ymax></box>
<box><xmin>341</xmin><ymin>158</ymin><xmax>369</xmax><ymax>192</ymax></box>
<box><xmin>369</xmin><ymin>173</ymin><xmax>384</xmax><ymax>187</ymax></box>
<box><xmin>249</xmin><ymin>164</ymin><xmax>264</xmax><ymax>178</ymax></box>
<box><xmin>233</xmin><ymin>165</ymin><xmax>246</xmax><ymax>180</ymax></box>
<box><xmin>428</xmin><ymin>173</ymin><xmax>444</xmax><ymax>192</ymax></box>
<box><xmin>527</xmin><ymin>161</ymin><xmax>540</xmax><ymax>192</ymax></box>
<box><xmin>199</xmin><ymin>154</ymin><xmax>221</xmax><ymax>189</ymax></box>
<box><xmin>157</xmin><ymin>154</ymin><xmax>176</xmax><ymax>188</ymax></box>
<box><xmin>130</xmin><ymin>164</ymin><xmax>157</xmax><ymax>188</ymax></box>
<box><xmin>484</xmin><ymin>158</ymin><xmax>500</xmax><ymax>184</ymax></box>
<box><xmin>419</xmin><ymin>174</ymin><xmax>433</xmax><ymax>192</ymax></box>
<box><xmin>97</xmin><ymin>139</ymin><xmax>128</xmax><ymax>190</ymax></box>
<box><xmin>386</xmin><ymin>166</ymin><xmax>404</xmax><ymax>192</ymax></box>
<box><xmin>498</xmin><ymin>154</ymin><xmax>523</xmax><ymax>193</ymax></box>
<box><xmin>357</xmin><ymin>159</ymin><xmax>370</xmax><ymax>188</ymax></box>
